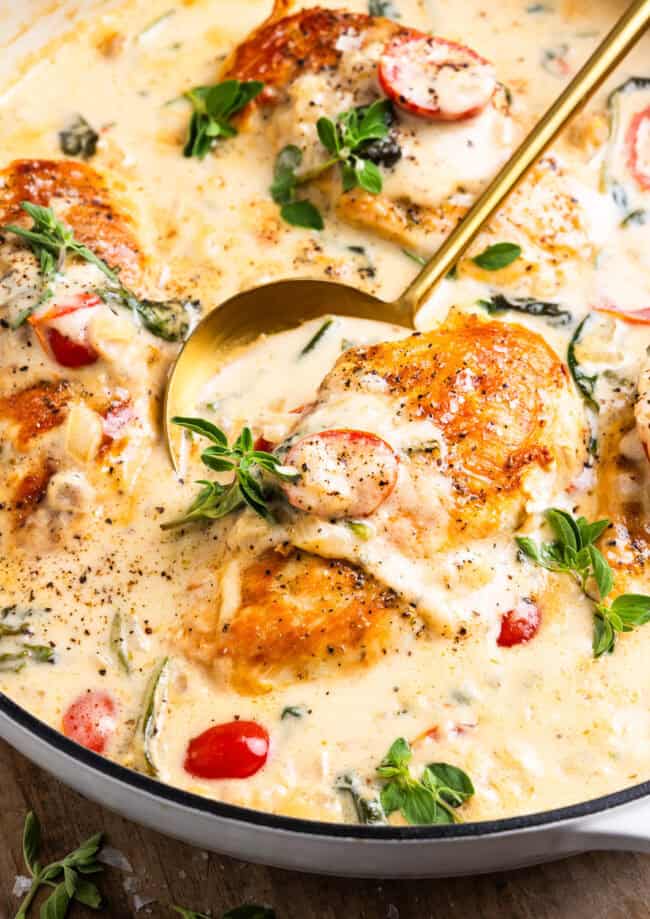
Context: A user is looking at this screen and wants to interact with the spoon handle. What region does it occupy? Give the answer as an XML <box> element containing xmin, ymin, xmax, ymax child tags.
<box><xmin>399</xmin><ymin>0</ymin><xmax>650</xmax><ymax>318</ymax></box>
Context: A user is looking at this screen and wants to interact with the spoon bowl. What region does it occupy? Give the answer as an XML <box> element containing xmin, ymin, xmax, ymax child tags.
<box><xmin>163</xmin><ymin>278</ymin><xmax>411</xmax><ymax>466</ymax></box>
<box><xmin>164</xmin><ymin>0</ymin><xmax>650</xmax><ymax>468</ymax></box>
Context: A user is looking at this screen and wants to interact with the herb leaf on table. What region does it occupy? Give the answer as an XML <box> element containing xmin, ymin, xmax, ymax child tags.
<box><xmin>14</xmin><ymin>811</ymin><xmax>103</xmax><ymax>919</ymax></box>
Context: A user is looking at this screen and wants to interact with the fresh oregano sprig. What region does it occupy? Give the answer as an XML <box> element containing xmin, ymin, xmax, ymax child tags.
<box><xmin>271</xmin><ymin>99</ymin><xmax>394</xmax><ymax>229</ymax></box>
<box><xmin>2</xmin><ymin>202</ymin><xmax>118</xmax><ymax>286</ymax></box>
<box><xmin>183</xmin><ymin>79</ymin><xmax>264</xmax><ymax>159</ymax></box>
<box><xmin>376</xmin><ymin>738</ymin><xmax>474</xmax><ymax>825</ymax></box>
<box><xmin>516</xmin><ymin>508</ymin><xmax>650</xmax><ymax>656</ymax></box>
<box><xmin>162</xmin><ymin>417</ymin><xmax>298</xmax><ymax>529</ymax></box>
<box><xmin>15</xmin><ymin>811</ymin><xmax>104</xmax><ymax>919</ymax></box>
<box><xmin>2</xmin><ymin>203</ymin><xmax>196</xmax><ymax>340</ymax></box>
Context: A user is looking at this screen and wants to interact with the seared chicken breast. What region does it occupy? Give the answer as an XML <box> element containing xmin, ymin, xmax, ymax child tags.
<box><xmin>225</xmin><ymin>5</ymin><xmax>593</xmax><ymax>291</ymax></box>
<box><xmin>182</xmin><ymin>547</ymin><xmax>419</xmax><ymax>695</ymax></box>
<box><xmin>184</xmin><ymin>312</ymin><xmax>587</xmax><ymax>691</ymax></box>
<box><xmin>0</xmin><ymin>160</ymin><xmax>162</xmax><ymax>543</ymax></box>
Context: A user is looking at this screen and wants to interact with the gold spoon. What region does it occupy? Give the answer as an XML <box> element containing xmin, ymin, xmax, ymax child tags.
<box><xmin>165</xmin><ymin>0</ymin><xmax>650</xmax><ymax>467</ymax></box>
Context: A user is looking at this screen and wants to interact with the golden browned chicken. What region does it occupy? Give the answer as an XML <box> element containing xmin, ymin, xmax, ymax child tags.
<box><xmin>0</xmin><ymin>160</ymin><xmax>159</xmax><ymax>538</ymax></box>
<box><xmin>182</xmin><ymin>547</ymin><xmax>417</xmax><ymax>695</ymax></box>
<box><xmin>225</xmin><ymin>5</ymin><xmax>593</xmax><ymax>286</ymax></box>
<box><xmin>185</xmin><ymin>312</ymin><xmax>587</xmax><ymax>692</ymax></box>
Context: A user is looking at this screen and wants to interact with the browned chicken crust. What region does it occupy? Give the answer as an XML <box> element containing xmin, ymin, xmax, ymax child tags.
<box><xmin>0</xmin><ymin>380</ymin><xmax>71</xmax><ymax>448</ymax></box>
<box><xmin>183</xmin><ymin>548</ymin><xmax>417</xmax><ymax>695</ymax></box>
<box><xmin>224</xmin><ymin>7</ymin><xmax>401</xmax><ymax>103</ymax></box>
<box><xmin>0</xmin><ymin>159</ymin><xmax>143</xmax><ymax>285</ymax></box>
<box><xmin>597</xmin><ymin>415</ymin><xmax>650</xmax><ymax>580</ymax></box>
<box><xmin>318</xmin><ymin>313</ymin><xmax>577</xmax><ymax>519</ymax></box>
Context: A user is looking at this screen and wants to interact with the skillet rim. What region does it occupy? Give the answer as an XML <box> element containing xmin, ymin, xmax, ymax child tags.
<box><xmin>2</xmin><ymin>691</ymin><xmax>649</xmax><ymax>840</ymax></box>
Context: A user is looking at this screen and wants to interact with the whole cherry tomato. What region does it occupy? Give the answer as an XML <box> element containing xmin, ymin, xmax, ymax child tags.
<box><xmin>184</xmin><ymin>720</ymin><xmax>269</xmax><ymax>779</ymax></box>
<box><xmin>62</xmin><ymin>690</ymin><xmax>117</xmax><ymax>753</ymax></box>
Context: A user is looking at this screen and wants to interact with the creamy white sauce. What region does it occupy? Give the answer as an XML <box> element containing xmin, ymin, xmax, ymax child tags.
<box><xmin>0</xmin><ymin>0</ymin><xmax>650</xmax><ymax>826</ymax></box>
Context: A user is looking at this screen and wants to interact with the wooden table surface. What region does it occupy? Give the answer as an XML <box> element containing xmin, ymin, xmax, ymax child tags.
<box><xmin>1</xmin><ymin>739</ymin><xmax>650</xmax><ymax>919</ymax></box>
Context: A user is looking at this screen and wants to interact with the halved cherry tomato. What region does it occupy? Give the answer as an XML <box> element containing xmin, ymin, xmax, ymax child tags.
<box><xmin>378</xmin><ymin>33</ymin><xmax>496</xmax><ymax>122</ymax></box>
<box><xmin>29</xmin><ymin>292</ymin><xmax>101</xmax><ymax>368</ymax></box>
<box><xmin>29</xmin><ymin>292</ymin><xmax>102</xmax><ymax>326</ymax></box>
<box><xmin>46</xmin><ymin>328</ymin><xmax>98</xmax><ymax>367</ymax></box>
<box><xmin>184</xmin><ymin>720</ymin><xmax>269</xmax><ymax>779</ymax></box>
<box><xmin>497</xmin><ymin>601</ymin><xmax>541</xmax><ymax>647</ymax></box>
<box><xmin>62</xmin><ymin>690</ymin><xmax>117</xmax><ymax>754</ymax></box>
<box><xmin>283</xmin><ymin>428</ymin><xmax>399</xmax><ymax>519</ymax></box>
<box><xmin>253</xmin><ymin>435</ymin><xmax>275</xmax><ymax>453</ymax></box>
<box><xmin>626</xmin><ymin>104</ymin><xmax>650</xmax><ymax>191</ymax></box>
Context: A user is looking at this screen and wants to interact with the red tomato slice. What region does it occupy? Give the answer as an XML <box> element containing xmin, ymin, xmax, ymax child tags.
<box><xmin>62</xmin><ymin>691</ymin><xmax>117</xmax><ymax>754</ymax></box>
<box><xmin>29</xmin><ymin>292</ymin><xmax>102</xmax><ymax>326</ymax></box>
<box><xmin>184</xmin><ymin>720</ymin><xmax>269</xmax><ymax>780</ymax></box>
<box><xmin>497</xmin><ymin>601</ymin><xmax>541</xmax><ymax>647</ymax></box>
<box><xmin>29</xmin><ymin>292</ymin><xmax>100</xmax><ymax>367</ymax></box>
<box><xmin>253</xmin><ymin>435</ymin><xmax>275</xmax><ymax>453</ymax></box>
<box><xmin>595</xmin><ymin>301</ymin><xmax>650</xmax><ymax>325</ymax></box>
<box><xmin>46</xmin><ymin>328</ymin><xmax>99</xmax><ymax>368</ymax></box>
<box><xmin>283</xmin><ymin>428</ymin><xmax>399</xmax><ymax>519</ymax></box>
<box><xmin>378</xmin><ymin>33</ymin><xmax>496</xmax><ymax>121</ymax></box>
<box><xmin>626</xmin><ymin>104</ymin><xmax>650</xmax><ymax>191</ymax></box>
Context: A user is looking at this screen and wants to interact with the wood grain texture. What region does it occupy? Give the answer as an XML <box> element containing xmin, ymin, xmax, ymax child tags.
<box><xmin>1</xmin><ymin>738</ymin><xmax>650</xmax><ymax>919</ymax></box>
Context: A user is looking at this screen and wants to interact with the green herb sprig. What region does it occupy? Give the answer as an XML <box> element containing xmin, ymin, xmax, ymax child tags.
<box><xmin>335</xmin><ymin>773</ymin><xmax>387</xmax><ymax>825</ymax></box>
<box><xmin>2</xmin><ymin>202</ymin><xmax>197</xmax><ymax>340</ymax></box>
<box><xmin>140</xmin><ymin>657</ymin><xmax>170</xmax><ymax>776</ymax></box>
<box><xmin>299</xmin><ymin>318</ymin><xmax>333</xmax><ymax>356</ymax></box>
<box><xmin>472</xmin><ymin>241</ymin><xmax>522</xmax><ymax>271</ymax></box>
<box><xmin>2</xmin><ymin>202</ymin><xmax>117</xmax><ymax>321</ymax></box>
<box><xmin>271</xmin><ymin>99</ymin><xmax>394</xmax><ymax>228</ymax></box>
<box><xmin>517</xmin><ymin>508</ymin><xmax>650</xmax><ymax>656</ymax></box>
<box><xmin>162</xmin><ymin>418</ymin><xmax>297</xmax><ymax>529</ymax></box>
<box><xmin>0</xmin><ymin>644</ymin><xmax>54</xmax><ymax>673</ymax></box>
<box><xmin>183</xmin><ymin>79</ymin><xmax>264</xmax><ymax>159</ymax></box>
<box><xmin>376</xmin><ymin>738</ymin><xmax>474</xmax><ymax>825</ymax></box>
<box><xmin>568</xmin><ymin>315</ymin><xmax>599</xmax><ymax>412</ymax></box>
<box><xmin>478</xmin><ymin>293</ymin><xmax>572</xmax><ymax>326</ymax></box>
<box><xmin>14</xmin><ymin>811</ymin><xmax>103</xmax><ymax>919</ymax></box>
<box><xmin>59</xmin><ymin>115</ymin><xmax>99</xmax><ymax>160</ymax></box>
<box><xmin>0</xmin><ymin>607</ymin><xmax>54</xmax><ymax>672</ymax></box>
<box><xmin>281</xmin><ymin>705</ymin><xmax>307</xmax><ymax>719</ymax></box>
<box><xmin>96</xmin><ymin>283</ymin><xmax>198</xmax><ymax>342</ymax></box>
